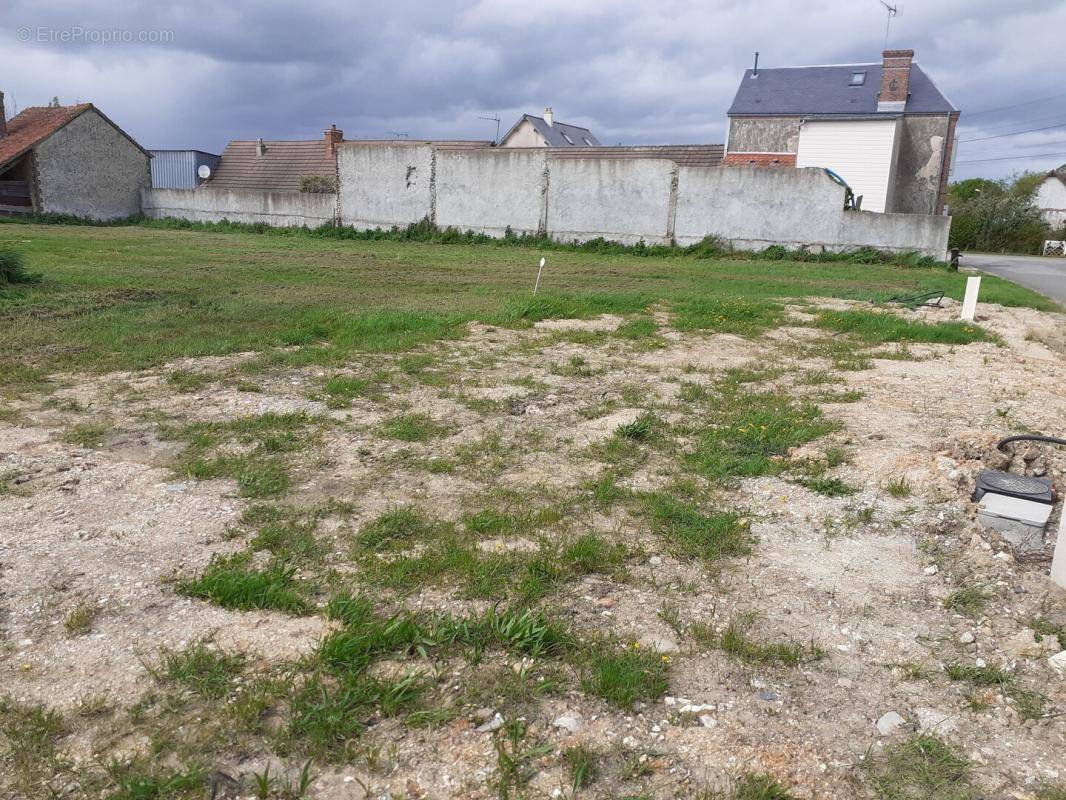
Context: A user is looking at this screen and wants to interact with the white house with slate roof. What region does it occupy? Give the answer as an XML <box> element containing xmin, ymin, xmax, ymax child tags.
<box><xmin>724</xmin><ymin>49</ymin><xmax>959</xmax><ymax>215</ymax></box>
<box><xmin>499</xmin><ymin>108</ymin><xmax>601</xmax><ymax>148</ymax></box>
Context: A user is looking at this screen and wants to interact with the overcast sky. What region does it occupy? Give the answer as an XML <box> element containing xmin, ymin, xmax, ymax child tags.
<box><xmin>3</xmin><ymin>0</ymin><xmax>1065</xmax><ymax>181</ymax></box>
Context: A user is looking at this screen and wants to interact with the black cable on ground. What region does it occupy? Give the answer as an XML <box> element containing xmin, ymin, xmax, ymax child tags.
<box><xmin>997</xmin><ymin>434</ymin><xmax>1066</xmax><ymax>452</ymax></box>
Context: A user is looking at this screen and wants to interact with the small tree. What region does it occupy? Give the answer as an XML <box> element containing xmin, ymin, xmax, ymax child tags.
<box><xmin>949</xmin><ymin>192</ymin><xmax>1047</xmax><ymax>254</ymax></box>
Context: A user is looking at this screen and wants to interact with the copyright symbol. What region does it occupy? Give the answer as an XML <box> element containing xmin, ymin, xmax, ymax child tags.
<box><xmin>16</xmin><ymin>26</ymin><xmax>31</xmax><ymax>42</ymax></box>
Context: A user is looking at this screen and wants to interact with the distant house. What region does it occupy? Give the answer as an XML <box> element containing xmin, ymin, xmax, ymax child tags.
<box><xmin>204</xmin><ymin>125</ymin><xmax>345</xmax><ymax>192</ymax></box>
<box><xmin>724</xmin><ymin>49</ymin><xmax>959</xmax><ymax>214</ymax></box>
<box><xmin>149</xmin><ymin>150</ymin><xmax>220</xmax><ymax>189</ymax></box>
<box><xmin>499</xmin><ymin>108</ymin><xmax>602</xmax><ymax>148</ymax></box>
<box><xmin>0</xmin><ymin>92</ymin><xmax>150</xmax><ymax>219</ymax></box>
<box><xmin>1034</xmin><ymin>166</ymin><xmax>1066</xmax><ymax>229</ymax></box>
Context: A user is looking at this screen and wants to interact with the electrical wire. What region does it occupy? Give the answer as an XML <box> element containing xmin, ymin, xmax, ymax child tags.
<box><xmin>964</xmin><ymin>90</ymin><xmax>1066</xmax><ymax>118</ymax></box>
<box><xmin>955</xmin><ymin>151</ymin><xmax>1066</xmax><ymax>164</ymax></box>
<box><xmin>959</xmin><ymin>120</ymin><xmax>1066</xmax><ymax>143</ymax></box>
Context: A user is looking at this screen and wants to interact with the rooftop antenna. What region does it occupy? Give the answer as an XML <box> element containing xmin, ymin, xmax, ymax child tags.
<box><xmin>879</xmin><ymin>1</ymin><xmax>899</xmax><ymax>49</ymax></box>
<box><xmin>388</xmin><ymin>131</ymin><xmax>409</xmax><ymax>139</ymax></box>
<box><xmin>478</xmin><ymin>114</ymin><xmax>501</xmax><ymax>143</ymax></box>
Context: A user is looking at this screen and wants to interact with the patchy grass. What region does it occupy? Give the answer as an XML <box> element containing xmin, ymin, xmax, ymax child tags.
<box><xmin>943</xmin><ymin>584</ymin><xmax>989</xmax><ymax>617</ymax></box>
<box><xmin>704</xmin><ymin>612</ymin><xmax>825</xmax><ymax>667</ymax></box>
<box><xmin>885</xmin><ymin>476</ymin><xmax>912</xmax><ymax>498</ymax></box>
<box><xmin>644</xmin><ymin>494</ymin><xmax>752</xmax><ymax>564</ymax></box>
<box><xmin>700</xmin><ymin>773</ymin><xmax>800</xmax><ymax>800</ymax></box>
<box><xmin>0</xmin><ymin>698</ymin><xmax>68</xmax><ymax>797</ymax></box>
<box><xmin>61</xmin><ymin>421</ymin><xmax>109</xmax><ymax>448</ymax></box>
<box><xmin>379</xmin><ymin>412</ymin><xmax>451</xmax><ymax>442</ymax></box>
<box><xmin>177</xmin><ymin>554</ymin><xmax>313</xmax><ymax>615</ymax></box>
<box><xmin>64</xmin><ymin>602</ymin><xmax>98</xmax><ymax>637</ymax></box>
<box><xmin>581</xmin><ymin>644</ymin><xmax>670</xmax><ymax>710</ymax></box>
<box><xmin>615</xmin><ymin>411</ymin><xmax>660</xmax><ymax>441</ymax></box>
<box><xmin>674</xmin><ymin>298</ymin><xmax>785</xmax><ymax>336</ymax></box>
<box><xmin>321</xmin><ymin>374</ymin><xmax>370</xmax><ymax>407</ymax></box>
<box><xmin>686</xmin><ymin>386</ymin><xmax>839</xmax><ymax>481</ymax></box>
<box><xmin>357</xmin><ymin>508</ymin><xmax>437</xmax><ymax>550</ymax></box>
<box><xmin>794</xmin><ymin>476</ymin><xmax>857</xmax><ymax>497</ymax></box>
<box><xmin>166</xmin><ymin>369</ymin><xmax>214</xmax><ymax>393</ymax></box>
<box><xmin>816</xmin><ymin>309</ymin><xmax>996</xmax><ymax>345</ymax></box>
<box><xmin>863</xmin><ymin>734</ymin><xmax>976</xmax><ymax>800</ymax></box>
<box><xmin>149</xmin><ymin>641</ymin><xmax>245</xmax><ymax>700</ymax></box>
<box><xmin>944</xmin><ymin>662</ymin><xmax>1012</xmax><ymax>686</ymax></box>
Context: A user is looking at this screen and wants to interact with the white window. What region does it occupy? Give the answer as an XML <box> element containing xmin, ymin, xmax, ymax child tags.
<box><xmin>850</xmin><ymin>71</ymin><xmax>867</xmax><ymax>86</ymax></box>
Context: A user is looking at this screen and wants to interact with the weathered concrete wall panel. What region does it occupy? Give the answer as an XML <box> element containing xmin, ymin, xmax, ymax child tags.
<box><xmin>674</xmin><ymin>165</ymin><xmax>949</xmax><ymax>257</ymax></box>
<box><xmin>141</xmin><ymin>188</ymin><xmax>336</xmax><ymax>227</ymax></box>
<box><xmin>337</xmin><ymin>143</ymin><xmax>434</xmax><ymax>229</ymax></box>
<box><xmin>435</xmin><ymin>149</ymin><xmax>547</xmax><ymax>236</ymax></box>
<box><xmin>546</xmin><ymin>157</ymin><xmax>675</xmax><ymax>244</ymax></box>
<box><xmin>35</xmin><ymin>110</ymin><xmax>149</xmax><ymax>220</ymax></box>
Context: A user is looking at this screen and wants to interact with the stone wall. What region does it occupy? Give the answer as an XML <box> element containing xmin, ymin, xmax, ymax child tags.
<box><xmin>34</xmin><ymin>109</ymin><xmax>149</xmax><ymax>220</ymax></box>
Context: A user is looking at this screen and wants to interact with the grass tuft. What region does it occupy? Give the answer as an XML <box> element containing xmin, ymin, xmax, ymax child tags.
<box><xmin>177</xmin><ymin>554</ymin><xmax>312</xmax><ymax>615</ymax></box>
<box><xmin>581</xmin><ymin>644</ymin><xmax>670</xmax><ymax>709</ymax></box>
<box><xmin>817</xmin><ymin>309</ymin><xmax>995</xmax><ymax>345</ymax></box>
<box><xmin>863</xmin><ymin>734</ymin><xmax>975</xmax><ymax>800</ymax></box>
<box><xmin>644</xmin><ymin>494</ymin><xmax>752</xmax><ymax>564</ymax></box>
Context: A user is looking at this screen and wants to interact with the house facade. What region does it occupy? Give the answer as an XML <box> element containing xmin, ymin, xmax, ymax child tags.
<box><xmin>0</xmin><ymin>93</ymin><xmax>150</xmax><ymax>219</ymax></box>
<box><xmin>204</xmin><ymin>125</ymin><xmax>346</xmax><ymax>193</ymax></box>
<box><xmin>499</xmin><ymin>108</ymin><xmax>602</xmax><ymax>148</ymax></box>
<box><xmin>1035</xmin><ymin>166</ymin><xmax>1066</xmax><ymax>229</ymax></box>
<box><xmin>723</xmin><ymin>49</ymin><xmax>959</xmax><ymax>215</ymax></box>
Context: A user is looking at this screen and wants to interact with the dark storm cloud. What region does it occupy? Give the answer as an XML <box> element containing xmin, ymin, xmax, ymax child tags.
<box><xmin>3</xmin><ymin>0</ymin><xmax>1065</xmax><ymax>178</ymax></box>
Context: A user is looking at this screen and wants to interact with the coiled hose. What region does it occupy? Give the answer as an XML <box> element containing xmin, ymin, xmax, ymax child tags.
<box><xmin>997</xmin><ymin>434</ymin><xmax>1066</xmax><ymax>452</ymax></box>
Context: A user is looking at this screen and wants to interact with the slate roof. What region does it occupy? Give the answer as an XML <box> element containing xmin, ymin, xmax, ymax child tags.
<box><xmin>727</xmin><ymin>63</ymin><xmax>957</xmax><ymax>117</ymax></box>
<box><xmin>503</xmin><ymin>114</ymin><xmax>601</xmax><ymax>147</ymax></box>
<box><xmin>0</xmin><ymin>104</ymin><xmax>94</xmax><ymax>170</ymax></box>
<box><xmin>548</xmin><ymin>144</ymin><xmax>723</xmax><ymax>167</ymax></box>
<box><xmin>203</xmin><ymin>140</ymin><xmax>336</xmax><ymax>192</ymax></box>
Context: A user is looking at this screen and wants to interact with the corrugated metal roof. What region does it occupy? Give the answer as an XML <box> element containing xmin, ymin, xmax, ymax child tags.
<box><xmin>727</xmin><ymin>63</ymin><xmax>956</xmax><ymax>117</ymax></box>
<box><xmin>203</xmin><ymin>140</ymin><xmax>336</xmax><ymax>192</ymax></box>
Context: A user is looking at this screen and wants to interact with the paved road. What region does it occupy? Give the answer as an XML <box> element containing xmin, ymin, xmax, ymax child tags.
<box><xmin>961</xmin><ymin>252</ymin><xmax>1066</xmax><ymax>305</ymax></box>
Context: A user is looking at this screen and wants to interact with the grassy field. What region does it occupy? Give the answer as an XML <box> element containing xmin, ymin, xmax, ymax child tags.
<box><xmin>0</xmin><ymin>220</ymin><xmax>1056</xmax><ymax>391</ymax></box>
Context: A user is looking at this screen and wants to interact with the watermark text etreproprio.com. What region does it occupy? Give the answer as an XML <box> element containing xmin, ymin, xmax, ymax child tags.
<box><xmin>16</xmin><ymin>26</ymin><xmax>175</xmax><ymax>44</ymax></box>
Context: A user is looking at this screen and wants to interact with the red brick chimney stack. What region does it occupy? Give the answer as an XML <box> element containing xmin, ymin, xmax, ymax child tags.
<box><xmin>324</xmin><ymin>124</ymin><xmax>343</xmax><ymax>157</ymax></box>
<box><xmin>0</xmin><ymin>91</ymin><xmax>7</xmax><ymax>138</ymax></box>
<box><xmin>878</xmin><ymin>49</ymin><xmax>913</xmax><ymax>112</ymax></box>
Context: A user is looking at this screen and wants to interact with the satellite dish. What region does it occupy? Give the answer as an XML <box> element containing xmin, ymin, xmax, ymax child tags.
<box><xmin>197</xmin><ymin>164</ymin><xmax>212</xmax><ymax>180</ymax></box>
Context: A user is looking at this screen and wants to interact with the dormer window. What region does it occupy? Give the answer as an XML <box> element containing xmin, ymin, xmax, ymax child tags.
<box><xmin>849</xmin><ymin>71</ymin><xmax>867</xmax><ymax>86</ymax></box>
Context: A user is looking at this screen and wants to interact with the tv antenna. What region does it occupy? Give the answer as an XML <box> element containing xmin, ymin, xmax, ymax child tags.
<box><xmin>478</xmin><ymin>114</ymin><xmax>501</xmax><ymax>143</ymax></box>
<box><xmin>388</xmin><ymin>131</ymin><xmax>409</xmax><ymax>139</ymax></box>
<box><xmin>879</xmin><ymin>1</ymin><xmax>899</xmax><ymax>49</ymax></box>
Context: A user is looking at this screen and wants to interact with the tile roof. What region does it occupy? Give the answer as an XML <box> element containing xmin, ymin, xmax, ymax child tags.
<box><xmin>727</xmin><ymin>63</ymin><xmax>956</xmax><ymax>116</ymax></box>
<box><xmin>0</xmin><ymin>104</ymin><xmax>94</xmax><ymax>170</ymax></box>
<box><xmin>203</xmin><ymin>139</ymin><xmax>337</xmax><ymax>192</ymax></box>
<box><xmin>548</xmin><ymin>144</ymin><xmax>724</xmax><ymax>167</ymax></box>
<box><xmin>504</xmin><ymin>114</ymin><xmax>602</xmax><ymax>147</ymax></box>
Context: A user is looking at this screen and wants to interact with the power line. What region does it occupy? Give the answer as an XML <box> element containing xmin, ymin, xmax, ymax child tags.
<box><xmin>956</xmin><ymin>151</ymin><xmax>1066</xmax><ymax>165</ymax></box>
<box><xmin>963</xmin><ymin>90</ymin><xmax>1066</xmax><ymax>118</ymax></box>
<box><xmin>959</xmin><ymin>120</ymin><xmax>1066</xmax><ymax>143</ymax></box>
<box><xmin>958</xmin><ymin>109</ymin><xmax>1066</xmax><ymax>136</ymax></box>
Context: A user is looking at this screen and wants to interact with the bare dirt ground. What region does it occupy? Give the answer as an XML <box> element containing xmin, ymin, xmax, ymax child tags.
<box><xmin>2</xmin><ymin>298</ymin><xmax>1065</xmax><ymax>799</ymax></box>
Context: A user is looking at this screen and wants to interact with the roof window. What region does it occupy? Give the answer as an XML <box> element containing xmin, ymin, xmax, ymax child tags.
<box><xmin>849</xmin><ymin>71</ymin><xmax>867</xmax><ymax>86</ymax></box>
<box><xmin>561</xmin><ymin>132</ymin><xmax>574</xmax><ymax>144</ymax></box>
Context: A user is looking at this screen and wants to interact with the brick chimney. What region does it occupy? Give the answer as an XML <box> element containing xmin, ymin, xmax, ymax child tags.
<box><xmin>0</xmin><ymin>91</ymin><xmax>7</xmax><ymax>138</ymax></box>
<box><xmin>543</xmin><ymin>107</ymin><xmax>553</xmax><ymax>127</ymax></box>
<box><xmin>878</xmin><ymin>49</ymin><xmax>914</xmax><ymax>113</ymax></box>
<box><xmin>324</xmin><ymin>124</ymin><xmax>343</xmax><ymax>157</ymax></box>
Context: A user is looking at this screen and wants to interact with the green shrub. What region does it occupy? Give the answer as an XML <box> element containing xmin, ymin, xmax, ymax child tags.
<box><xmin>0</xmin><ymin>249</ymin><xmax>40</xmax><ymax>285</ymax></box>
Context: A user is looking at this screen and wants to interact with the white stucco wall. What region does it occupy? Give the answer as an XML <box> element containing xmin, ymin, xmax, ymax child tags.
<box><xmin>337</xmin><ymin>142</ymin><xmax>434</xmax><ymax>229</ymax></box>
<box><xmin>141</xmin><ymin>188</ymin><xmax>336</xmax><ymax>227</ymax></box>
<box><xmin>435</xmin><ymin>149</ymin><xmax>547</xmax><ymax>236</ymax></box>
<box><xmin>1035</xmin><ymin>176</ymin><xmax>1066</xmax><ymax>228</ymax></box>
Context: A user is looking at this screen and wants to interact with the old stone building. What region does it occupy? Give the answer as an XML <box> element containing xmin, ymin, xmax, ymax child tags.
<box><xmin>0</xmin><ymin>94</ymin><xmax>150</xmax><ymax>219</ymax></box>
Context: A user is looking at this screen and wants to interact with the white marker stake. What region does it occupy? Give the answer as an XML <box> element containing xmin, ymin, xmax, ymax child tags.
<box><xmin>533</xmin><ymin>257</ymin><xmax>546</xmax><ymax>296</ymax></box>
<box><xmin>1051</xmin><ymin>511</ymin><xmax>1066</xmax><ymax>591</ymax></box>
<box><xmin>960</xmin><ymin>276</ymin><xmax>981</xmax><ymax>321</ymax></box>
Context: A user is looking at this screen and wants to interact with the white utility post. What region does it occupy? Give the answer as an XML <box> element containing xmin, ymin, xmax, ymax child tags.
<box><xmin>1051</xmin><ymin>511</ymin><xmax>1066</xmax><ymax>590</ymax></box>
<box><xmin>960</xmin><ymin>276</ymin><xmax>981</xmax><ymax>321</ymax></box>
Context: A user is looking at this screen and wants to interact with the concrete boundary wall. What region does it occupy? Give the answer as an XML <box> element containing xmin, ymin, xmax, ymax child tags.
<box><xmin>435</xmin><ymin>148</ymin><xmax>548</xmax><ymax>236</ymax></box>
<box><xmin>141</xmin><ymin>188</ymin><xmax>336</xmax><ymax>228</ymax></box>
<box><xmin>335</xmin><ymin>143</ymin><xmax>948</xmax><ymax>258</ymax></box>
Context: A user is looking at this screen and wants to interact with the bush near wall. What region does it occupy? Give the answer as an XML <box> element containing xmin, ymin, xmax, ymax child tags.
<box><xmin>299</xmin><ymin>175</ymin><xmax>338</xmax><ymax>193</ymax></box>
<box><xmin>947</xmin><ymin>173</ymin><xmax>1052</xmax><ymax>255</ymax></box>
